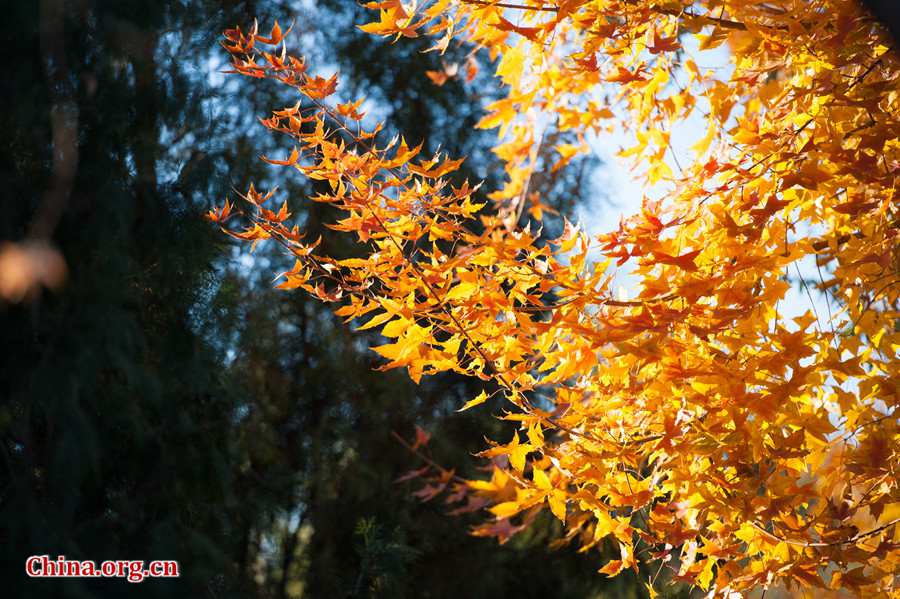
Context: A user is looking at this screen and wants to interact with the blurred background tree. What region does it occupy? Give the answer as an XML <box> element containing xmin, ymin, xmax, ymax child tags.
<box><xmin>0</xmin><ymin>1</ymin><xmax>665</xmax><ymax>598</ymax></box>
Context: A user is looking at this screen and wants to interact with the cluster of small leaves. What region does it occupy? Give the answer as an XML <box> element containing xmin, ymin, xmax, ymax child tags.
<box><xmin>212</xmin><ymin>2</ymin><xmax>899</xmax><ymax>596</ymax></box>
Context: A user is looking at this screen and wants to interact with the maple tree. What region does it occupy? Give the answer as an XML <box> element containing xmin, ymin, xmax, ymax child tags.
<box><xmin>211</xmin><ymin>1</ymin><xmax>899</xmax><ymax>595</ymax></box>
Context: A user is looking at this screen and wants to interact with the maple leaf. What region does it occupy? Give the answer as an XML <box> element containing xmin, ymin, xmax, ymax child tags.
<box><xmin>302</xmin><ymin>74</ymin><xmax>338</xmax><ymax>99</ymax></box>
<box><xmin>255</xmin><ymin>19</ymin><xmax>292</xmax><ymax>45</ymax></box>
<box><xmin>605</xmin><ymin>66</ymin><xmax>647</xmax><ymax>84</ymax></box>
<box><xmin>411</xmin><ymin>425</ymin><xmax>430</xmax><ymax>450</ymax></box>
<box><xmin>457</xmin><ymin>389</ymin><xmax>489</xmax><ymax>412</ymax></box>
<box><xmin>425</xmin><ymin>62</ymin><xmax>458</xmax><ymax>86</ymax></box>
<box><xmin>648</xmin><ymin>30</ymin><xmax>679</xmax><ymax>54</ymax></box>
<box><xmin>260</xmin><ymin>146</ymin><xmax>299</xmax><ymax>166</ymax></box>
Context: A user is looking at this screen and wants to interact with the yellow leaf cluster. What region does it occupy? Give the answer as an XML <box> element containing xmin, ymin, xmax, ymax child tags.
<box><xmin>216</xmin><ymin>3</ymin><xmax>900</xmax><ymax>595</ymax></box>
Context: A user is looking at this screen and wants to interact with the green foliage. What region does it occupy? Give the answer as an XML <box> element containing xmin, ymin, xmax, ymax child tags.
<box><xmin>349</xmin><ymin>518</ymin><xmax>420</xmax><ymax>598</ymax></box>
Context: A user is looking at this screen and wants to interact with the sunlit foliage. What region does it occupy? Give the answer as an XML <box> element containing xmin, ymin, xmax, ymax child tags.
<box><xmin>212</xmin><ymin>2</ymin><xmax>899</xmax><ymax>595</ymax></box>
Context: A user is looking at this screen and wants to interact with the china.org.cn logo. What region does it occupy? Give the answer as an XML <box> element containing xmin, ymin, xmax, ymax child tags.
<box><xmin>26</xmin><ymin>555</ymin><xmax>180</xmax><ymax>583</ymax></box>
